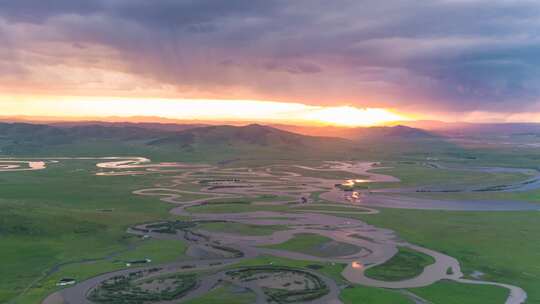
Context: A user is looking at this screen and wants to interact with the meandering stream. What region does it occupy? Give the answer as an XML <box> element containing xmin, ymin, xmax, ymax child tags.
<box><xmin>1</xmin><ymin>157</ymin><xmax>529</xmax><ymax>304</ymax></box>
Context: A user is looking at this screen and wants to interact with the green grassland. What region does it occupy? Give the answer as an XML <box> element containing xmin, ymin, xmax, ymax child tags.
<box><xmin>16</xmin><ymin>238</ymin><xmax>189</xmax><ymax>303</ymax></box>
<box><xmin>0</xmin><ymin>160</ymin><xmax>182</xmax><ymax>303</ymax></box>
<box><xmin>399</xmin><ymin>188</ymin><xmax>540</xmax><ymax>203</ymax></box>
<box><xmin>117</xmin><ymin>238</ymin><xmax>188</xmax><ymax>263</ymax></box>
<box><xmin>262</xmin><ymin>233</ymin><xmax>361</xmax><ymax>258</ymax></box>
<box><xmin>365</xmin><ymin>247</ymin><xmax>435</xmax><ymax>281</ymax></box>
<box><xmin>270</xmin><ymin>242</ymin><xmax>514</xmax><ymax>304</ymax></box>
<box><xmin>7</xmin><ymin>140</ymin><xmax>312</xmax><ymax>163</ymax></box>
<box><xmin>348</xmin><ymin>209</ymin><xmax>540</xmax><ymax>303</ymax></box>
<box><xmin>292</xmin><ymin>204</ymin><xmax>373</xmax><ymax>213</ymax></box>
<box><xmin>372</xmin><ymin>138</ymin><xmax>540</xmax><ymax>169</ymax></box>
<box><xmin>183</xmin><ymin>283</ymin><xmax>256</xmax><ymax>304</ymax></box>
<box><xmin>368</xmin><ymin>162</ymin><xmax>531</xmax><ymax>189</ymax></box>
<box><xmin>7</xmin><ymin>135</ymin><xmax>357</xmax><ymax>164</ymax></box>
<box><xmin>410</xmin><ymin>280</ymin><xmax>509</xmax><ymax>304</ymax></box>
<box><xmin>2</xmin><ymin>135</ymin><xmax>540</xmax><ymax>304</ymax></box>
<box><xmin>340</xmin><ymin>286</ymin><xmax>414</xmax><ymax>304</ymax></box>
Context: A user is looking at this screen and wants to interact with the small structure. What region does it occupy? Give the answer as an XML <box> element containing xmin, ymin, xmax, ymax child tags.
<box><xmin>56</xmin><ymin>278</ymin><xmax>76</xmax><ymax>286</ymax></box>
<box><xmin>126</xmin><ymin>258</ymin><xmax>152</xmax><ymax>267</ymax></box>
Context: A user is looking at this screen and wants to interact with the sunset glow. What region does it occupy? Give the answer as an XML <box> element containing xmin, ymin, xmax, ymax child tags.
<box><xmin>1</xmin><ymin>96</ymin><xmax>409</xmax><ymax>127</ymax></box>
<box><xmin>1</xmin><ymin>1</ymin><xmax>540</xmax><ymax>123</ymax></box>
<box><xmin>303</xmin><ymin>106</ymin><xmax>407</xmax><ymax>126</ymax></box>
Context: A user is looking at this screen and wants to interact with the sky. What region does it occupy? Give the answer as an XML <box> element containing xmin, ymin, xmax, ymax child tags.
<box><xmin>1</xmin><ymin>0</ymin><xmax>540</xmax><ymax>126</ymax></box>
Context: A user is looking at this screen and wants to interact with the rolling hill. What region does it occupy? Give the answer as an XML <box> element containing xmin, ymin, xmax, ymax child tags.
<box><xmin>272</xmin><ymin>124</ymin><xmax>437</xmax><ymax>140</ymax></box>
<box><xmin>0</xmin><ymin>122</ymin><xmax>358</xmax><ymax>161</ymax></box>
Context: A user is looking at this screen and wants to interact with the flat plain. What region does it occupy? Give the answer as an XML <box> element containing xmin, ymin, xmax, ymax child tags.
<box><xmin>1</xmin><ymin>127</ymin><xmax>539</xmax><ymax>304</ymax></box>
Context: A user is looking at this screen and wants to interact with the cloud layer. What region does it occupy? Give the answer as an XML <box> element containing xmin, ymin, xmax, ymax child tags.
<box><xmin>1</xmin><ymin>0</ymin><xmax>540</xmax><ymax>115</ymax></box>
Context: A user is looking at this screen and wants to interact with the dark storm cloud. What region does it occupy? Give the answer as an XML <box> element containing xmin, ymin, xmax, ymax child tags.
<box><xmin>0</xmin><ymin>0</ymin><xmax>103</xmax><ymax>23</ymax></box>
<box><xmin>1</xmin><ymin>0</ymin><xmax>540</xmax><ymax>113</ymax></box>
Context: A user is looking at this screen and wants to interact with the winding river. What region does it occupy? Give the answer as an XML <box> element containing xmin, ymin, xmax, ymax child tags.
<box><xmin>1</xmin><ymin>157</ymin><xmax>531</xmax><ymax>304</ymax></box>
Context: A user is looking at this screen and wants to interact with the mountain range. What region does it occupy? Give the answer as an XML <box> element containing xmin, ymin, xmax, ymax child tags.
<box><xmin>4</xmin><ymin>120</ymin><xmax>532</xmax><ymax>163</ymax></box>
<box><xmin>0</xmin><ymin>122</ymin><xmax>352</xmax><ymax>160</ymax></box>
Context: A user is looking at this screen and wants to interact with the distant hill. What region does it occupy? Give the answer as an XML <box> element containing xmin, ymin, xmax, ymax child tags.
<box><xmin>0</xmin><ymin>122</ymin><xmax>171</xmax><ymax>155</ymax></box>
<box><xmin>0</xmin><ymin>122</ymin><xmax>357</xmax><ymax>161</ymax></box>
<box><xmin>51</xmin><ymin>121</ymin><xmax>207</xmax><ymax>133</ymax></box>
<box><xmin>0</xmin><ymin>122</ymin><xmax>166</xmax><ymax>143</ymax></box>
<box><xmin>148</xmin><ymin>124</ymin><xmax>341</xmax><ymax>146</ymax></box>
<box><xmin>145</xmin><ymin>124</ymin><xmax>358</xmax><ymax>160</ymax></box>
<box><xmin>351</xmin><ymin>125</ymin><xmax>436</xmax><ymax>140</ymax></box>
<box><xmin>4</xmin><ymin>119</ymin><xmax>538</xmax><ymax>163</ymax></box>
<box><xmin>392</xmin><ymin>121</ymin><xmax>540</xmax><ymax>137</ymax></box>
<box><xmin>272</xmin><ymin>124</ymin><xmax>437</xmax><ymax>140</ymax></box>
<box><xmin>275</xmin><ymin>120</ymin><xmax>540</xmax><ymax>139</ymax></box>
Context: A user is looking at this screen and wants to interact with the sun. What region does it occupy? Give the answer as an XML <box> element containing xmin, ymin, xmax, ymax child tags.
<box><xmin>302</xmin><ymin>106</ymin><xmax>407</xmax><ymax>127</ymax></box>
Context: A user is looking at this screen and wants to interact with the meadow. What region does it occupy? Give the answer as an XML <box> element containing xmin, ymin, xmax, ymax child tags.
<box><xmin>1</xmin><ymin>144</ymin><xmax>539</xmax><ymax>304</ymax></box>
<box><xmin>348</xmin><ymin>209</ymin><xmax>540</xmax><ymax>303</ymax></box>
<box><xmin>0</xmin><ymin>160</ymin><xmax>179</xmax><ymax>303</ymax></box>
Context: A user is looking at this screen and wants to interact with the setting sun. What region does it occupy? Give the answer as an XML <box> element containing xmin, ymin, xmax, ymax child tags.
<box><xmin>302</xmin><ymin>106</ymin><xmax>407</xmax><ymax>126</ymax></box>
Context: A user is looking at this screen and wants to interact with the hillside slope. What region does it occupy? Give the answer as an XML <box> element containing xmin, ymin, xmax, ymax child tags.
<box><xmin>0</xmin><ymin>122</ymin><xmax>358</xmax><ymax>161</ymax></box>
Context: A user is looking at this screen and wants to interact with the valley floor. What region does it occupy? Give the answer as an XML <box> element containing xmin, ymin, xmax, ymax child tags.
<box><xmin>0</xmin><ymin>157</ymin><xmax>538</xmax><ymax>304</ymax></box>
